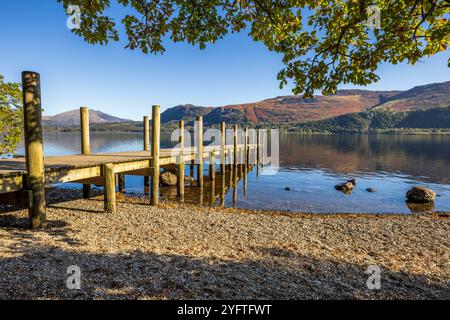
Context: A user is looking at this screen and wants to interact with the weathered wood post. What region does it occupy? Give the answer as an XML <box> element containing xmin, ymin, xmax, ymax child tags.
<box><xmin>196</xmin><ymin>116</ymin><xmax>204</xmax><ymax>188</ymax></box>
<box><xmin>256</xmin><ymin>129</ymin><xmax>261</xmax><ymax>178</ymax></box>
<box><xmin>80</xmin><ymin>106</ymin><xmax>91</xmax><ymax>198</ymax></box>
<box><xmin>220</xmin><ymin>122</ymin><xmax>226</xmax><ymax>175</ymax></box>
<box><xmin>118</xmin><ymin>175</ymin><xmax>125</xmax><ymax>193</ymax></box>
<box><xmin>22</xmin><ymin>71</ymin><xmax>46</xmax><ymax>229</ymax></box>
<box><xmin>190</xmin><ymin>160</ymin><xmax>195</xmax><ymax>178</ymax></box>
<box><xmin>151</xmin><ymin>105</ymin><xmax>160</xmax><ymax>205</ymax></box>
<box><xmin>233</xmin><ymin>125</ymin><xmax>238</xmax><ymax>169</ymax></box>
<box><xmin>209</xmin><ymin>150</ymin><xmax>216</xmax><ymax>181</ymax></box>
<box><xmin>143</xmin><ymin>115</ymin><xmax>150</xmax><ymax>191</ymax></box>
<box><xmin>103</xmin><ymin>163</ymin><xmax>116</xmax><ymax>213</ymax></box>
<box><xmin>177</xmin><ymin>120</ymin><xmax>185</xmax><ymax>199</ymax></box>
<box><xmin>244</xmin><ymin>127</ymin><xmax>248</xmax><ymax>171</ymax></box>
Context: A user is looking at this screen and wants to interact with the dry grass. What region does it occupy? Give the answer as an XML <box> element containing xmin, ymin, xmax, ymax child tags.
<box><xmin>0</xmin><ymin>189</ymin><xmax>449</xmax><ymax>300</ymax></box>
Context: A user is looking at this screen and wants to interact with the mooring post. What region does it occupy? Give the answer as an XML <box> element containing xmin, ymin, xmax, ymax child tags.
<box><xmin>104</xmin><ymin>163</ymin><xmax>116</xmax><ymax>213</ymax></box>
<box><xmin>220</xmin><ymin>122</ymin><xmax>226</xmax><ymax>175</ymax></box>
<box><xmin>244</xmin><ymin>127</ymin><xmax>248</xmax><ymax>170</ymax></box>
<box><xmin>118</xmin><ymin>174</ymin><xmax>125</xmax><ymax>193</ymax></box>
<box><xmin>257</xmin><ymin>129</ymin><xmax>261</xmax><ymax>178</ymax></box>
<box><xmin>143</xmin><ymin>115</ymin><xmax>150</xmax><ymax>151</ymax></box>
<box><xmin>233</xmin><ymin>125</ymin><xmax>238</xmax><ymax>169</ymax></box>
<box><xmin>209</xmin><ymin>150</ymin><xmax>216</xmax><ymax>181</ymax></box>
<box><xmin>79</xmin><ymin>106</ymin><xmax>92</xmax><ymax>198</ymax></box>
<box><xmin>177</xmin><ymin>120</ymin><xmax>185</xmax><ymax>199</ymax></box>
<box><xmin>196</xmin><ymin>116</ymin><xmax>204</xmax><ymax>188</ymax></box>
<box><xmin>151</xmin><ymin>105</ymin><xmax>160</xmax><ymax>206</ymax></box>
<box><xmin>22</xmin><ymin>71</ymin><xmax>46</xmax><ymax>229</ymax></box>
<box><xmin>190</xmin><ymin>160</ymin><xmax>195</xmax><ymax>177</ymax></box>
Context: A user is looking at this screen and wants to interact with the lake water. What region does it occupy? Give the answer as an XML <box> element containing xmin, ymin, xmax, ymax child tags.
<box><xmin>15</xmin><ymin>132</ymin><xmax>450</xmax><ymax>213</ymax></box>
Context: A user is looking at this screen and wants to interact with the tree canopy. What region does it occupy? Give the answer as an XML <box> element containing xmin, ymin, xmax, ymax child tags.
<box><xmin>0</xmin><ymin>75</ymin><xmax>22</xmax><ymax>156</ymax></box>
<box><xmin>60</xmin><ymin>0</ymin><xmax>449</xmax><ymax>97</ymax></box>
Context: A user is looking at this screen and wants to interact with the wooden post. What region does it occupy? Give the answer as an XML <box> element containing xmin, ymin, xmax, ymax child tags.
<box><xmin>22</xmin><ymin>71</ymin><xmax>46</xmax><ymax>229</ymax></box>
<box><xmin>177</xmin><ymin>120</ymin><xmax>185</xmax><ymax>199</ymax></box>
<box><xmin>257</xmin><ymin>129</ymin><xmax>261</xmax><ymax>178</ymax></box>
<box><xmin>151</xmin><ymin>105</ymin><xmax>160</xmax><ymax>206</ymax></box>
<box><xmin>209</xmin><ymin>150</ymin><xmax>216</xmax><ymax>181</ymax></box>
<box><xmin>220</xmin><ymin>169</ymin><xmax>226</xmax><ymax>207</ymax></box>
<box><xmin>233</xmin><ymin>125</ymin><xmax>238</xmax><ymax>168</ymax></box>
<box><xmin>143</xmin><ymin>115</ymin><xmax>150</xmax><ymax>151</ymax></box>
<box><xmin>190</xmin><ymin>160</ymin><xmax>195</xmax><ymax>177</ymax></box>
<box><xmin>118</xmin><ymin>174</ymin><xmax>125</xmax><ymax>192</ymax></box>
<box><xmin>244</xmin><ymin>127</ymin><xmax>248</xmax><ymax>168</ymax></box>
<box><xmin>196</xmin><ymin>116</ymin><xmax>204</xmax><ymax>188</ymax></box>
<box><xmin>104</xmin><ymin>163</ymin><xmax>116</xmax><ymax>213</ymax></box>
<box><xmin>220</xmin><ymin>122</ymin><xmax>226</xmax><ymax>175</ymax></box>
<box><xmin>80</xmin><ymin>106</ymin><xmax>91</xmax><ymax>198</ymax></box>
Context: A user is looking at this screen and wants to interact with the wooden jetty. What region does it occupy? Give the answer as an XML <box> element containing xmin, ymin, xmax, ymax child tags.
<box><xmin>0</xmin><ymin>71</ymin><xmax>261</xmax><ymax>229</ymax></box>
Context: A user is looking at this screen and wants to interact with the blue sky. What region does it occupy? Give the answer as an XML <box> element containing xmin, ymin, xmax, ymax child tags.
<box><xmin>0</xmin><ymin>0</ymin><xmax>449</xmax><ymax>120</ymax></box>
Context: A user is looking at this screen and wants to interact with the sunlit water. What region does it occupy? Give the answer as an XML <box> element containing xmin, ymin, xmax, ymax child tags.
<box><xmin>15</xmin><ymin>132</ymin><xmax>450</xmax><ymax>213</ymax></box>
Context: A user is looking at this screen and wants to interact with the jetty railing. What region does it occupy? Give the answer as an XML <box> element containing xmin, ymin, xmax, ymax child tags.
<box><xmin>0</xmin><ymin>71</ymin><xmax>265</xmax><ymax>229</ymax></box>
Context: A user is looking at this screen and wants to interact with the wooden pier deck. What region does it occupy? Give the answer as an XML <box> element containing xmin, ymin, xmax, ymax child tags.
<box><xmin>0</xmin><ymin>71</ymin><xmax>263</xmax><ymax>229</ymax></box>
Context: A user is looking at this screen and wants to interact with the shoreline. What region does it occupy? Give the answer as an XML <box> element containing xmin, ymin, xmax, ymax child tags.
<box><xmin>0</xmin><ymin>188</ymin><xmax>449</xmax><ymax>299</ymax></box>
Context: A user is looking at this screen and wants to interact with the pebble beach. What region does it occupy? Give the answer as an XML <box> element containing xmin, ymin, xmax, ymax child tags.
<box><xmin>0</xmin><ymin>188</ymin><xmax>449</xmax><ymax>299</ymax></box>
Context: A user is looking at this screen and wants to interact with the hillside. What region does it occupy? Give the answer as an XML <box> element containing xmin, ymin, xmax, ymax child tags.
<box><xmin>159</xmin><ymin>81</ymin><xmax>449</xmax><ymax>126</ymax></box>
<box><xmin>294</xmin><ymin>106</ymin><xmax>450</xmax><ymax>133</ymax></box>
<box><xmin>372</xmin><ymin>81</ymin><xmax>450</xmax><ymax>111</ymax></box>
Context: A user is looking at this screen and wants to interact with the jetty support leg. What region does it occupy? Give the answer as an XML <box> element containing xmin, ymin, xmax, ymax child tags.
<box><xmin>80</xmin><ymin>106</ymin><xmax>91</xmax><ymax>198</ymax></box>
<box><xmin>177</xmin><ymin>120</ymin><xmax>185</xmax><ymax>199</ymax></box>
<box><xmin>104</xmin><ymin>163</ymin><xmax>116</xmax><ymax>213</ymax></box>
<box><xmin>151</xmin><ymin>105</ymin><xmax>160</xmax><ymax>206</ymax></box>
<box><xmin>22</xmin><ymin>71</ymin><xmax>46</xmax><ymax>229</ymax></box>
<box><xmin>196</xmin><ymin>116</ymin><xmax>204</xmax><ymax>188</ymax></box>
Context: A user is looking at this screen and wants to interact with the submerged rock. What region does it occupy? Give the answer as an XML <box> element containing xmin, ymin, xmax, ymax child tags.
<box><xmin>160</xmin><ymin>172</ymin><xmax>177</xmax><ymax>186</ymax></box>
<box><xmin>366</xmin><ymin>188</ymin><xmax>376</xmax><ymax>193</ymax></box>
<box><xmin>406</xmin><ymin>186</ymin><xmax>436</xmax><ymax>203</ymax></box>
<box><xmin>335</xmin><ymin>182</ymin><xmax>354</xmax><ymax>194</ymax></box>
<box><xmin>284</xmin><ymin>187</ymin><xmax>291</xmax><ymax>191</ymax></box>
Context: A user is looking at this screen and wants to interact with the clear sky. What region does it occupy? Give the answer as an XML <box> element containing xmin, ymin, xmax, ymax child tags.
<box><xmin>0</xmin><ymin>0</ymin><xmax>449</xmax><ymax>120</ymax></box>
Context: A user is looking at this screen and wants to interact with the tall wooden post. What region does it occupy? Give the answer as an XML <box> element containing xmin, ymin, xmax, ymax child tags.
<box><xmin>151</xmin><ymin>105</ymin><xmax>160</xmax><ymax>206</ymax></box>
<box><xmin>177</xmin><ymin>120</ymin><xmax>185</xmax><ymax>199</ymax></box>
<box><xmin>233</xmin><ymin>125</ymin><xmax>238</xmax><ymax>169</ymax></box>
<box><xmin>143</xmin><ymin>115</ymin><xmax>150</xmax><ymax>151</ymax></box>
<box><xmin>209</xmin><ymin>150</ymin><xmax>216</xmax><ymax>181</ymax></box>
<box><xmin>220</xmin><ymin>122</ymin><xmax>226</xmax><ymax>175</ymax></box>
<box><xmin>80</xmin><ymin>106</ymin><xmax>91</xmax><ymax>198</ymax></box>
<box><xmin>190</xmin><ymin>160</ymin><xmax>195</xmax><ymax>177</ymax></box>
<box><xmin>244</xmin><ymin>127</ymin><xmax>248</xmax><ymax>169</ymax></box>
<box><xmin>22</xmin><ymin>71</ymin><xmax>46</xmax><ymax>229</ymax></box>
<box><xmin>196</xmin><ymin>116</ymin><xmax>204</xmax><ymax>188</ymax></box>
<box><xmin>256</xmin><ymin>129</ymin><xmax>261</xmax><ymax>178</ymax></box>
<box><xmin>118</xmin><ymin>174</ymin><xmax>125</xmax><ymax>193</ymax></box>
<box><xmin>104</xmin><ymin>163</ymin><xmax>116</xmax><ymax>213</ymax></box>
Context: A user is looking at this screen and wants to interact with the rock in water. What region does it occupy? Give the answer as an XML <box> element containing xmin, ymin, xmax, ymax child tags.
<box><xmin>160</xmin><ymin>172</ymin><xmax>177</xmax><ymax>186</ymax></box>
<box><xmin>335</xmin><ymin>182</ymin><xmax>354</xmax><ymax>194</ymax></box>
<box><xmin>284</xmin><ymin>187</ymin><xmax>291</xmax><ymax>191</ymax></box>
<box><xmin>347</xmin><ymin>179</ymin><xmax>357</xmax><ymax>186</ymax></box>
<box><xmin>406</xmin><ymin>186</ymin><xmax>436</xmax><ymax>203</ymax></box>
<box><xmin>366</xmin><ymin>188</ymin><xmax>376</xmax><ymax>193</ymax></box>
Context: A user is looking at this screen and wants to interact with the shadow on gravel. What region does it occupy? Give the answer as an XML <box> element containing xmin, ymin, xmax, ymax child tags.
<box><xmin>0</xmin><ymin>244</ymin><xmax>448</xmax><ymax>300</ymax></box>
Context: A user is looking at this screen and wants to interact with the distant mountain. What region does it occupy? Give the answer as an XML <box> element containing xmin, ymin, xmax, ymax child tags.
<box><xmin>371</xmin><ymin>81</ymin><xmax>450</xmax><ymax>111</ymax></box>
<box><xmin>161</xmin><ymin>104</ymin><xmax>214</xmax><ymax>124</ymax></box>
<box><xmin>43</xmin><ymin>109</ymin><xmax>132</xmax><ymax>126</ymax></box>
<box><xmin>158</xmin><ymin>81</ymin><xmax>449</xmax><ymax>126</ymax></box>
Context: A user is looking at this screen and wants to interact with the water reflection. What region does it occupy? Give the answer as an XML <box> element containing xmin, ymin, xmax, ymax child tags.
<box><xmin>15</xmin><ymin>132</ymin><xmax>450</xmax><ymax>213</ymax></box>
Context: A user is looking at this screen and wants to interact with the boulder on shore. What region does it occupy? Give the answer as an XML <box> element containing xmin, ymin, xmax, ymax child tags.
<box><xmin>160</xmin><ymin>172</ymin><xmax>177</xmax><ymax>186</ymax></box>
<box><xmin>406</xmin><ymin>186</ymin><xmax>436</xmax><ymax>203</ymax></box>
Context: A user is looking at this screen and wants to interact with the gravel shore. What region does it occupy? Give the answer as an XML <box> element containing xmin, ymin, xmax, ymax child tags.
<box><xmin>0</xmin><ymin>189</ymin><xmax>449</xmax><ymax>299</ymax></box>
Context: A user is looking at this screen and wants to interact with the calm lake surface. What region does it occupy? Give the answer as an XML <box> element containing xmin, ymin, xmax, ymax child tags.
<box><xmin>16</xmin><ymin>132</ymin><xmax>450</xmax><ymax>213</ymax></box>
